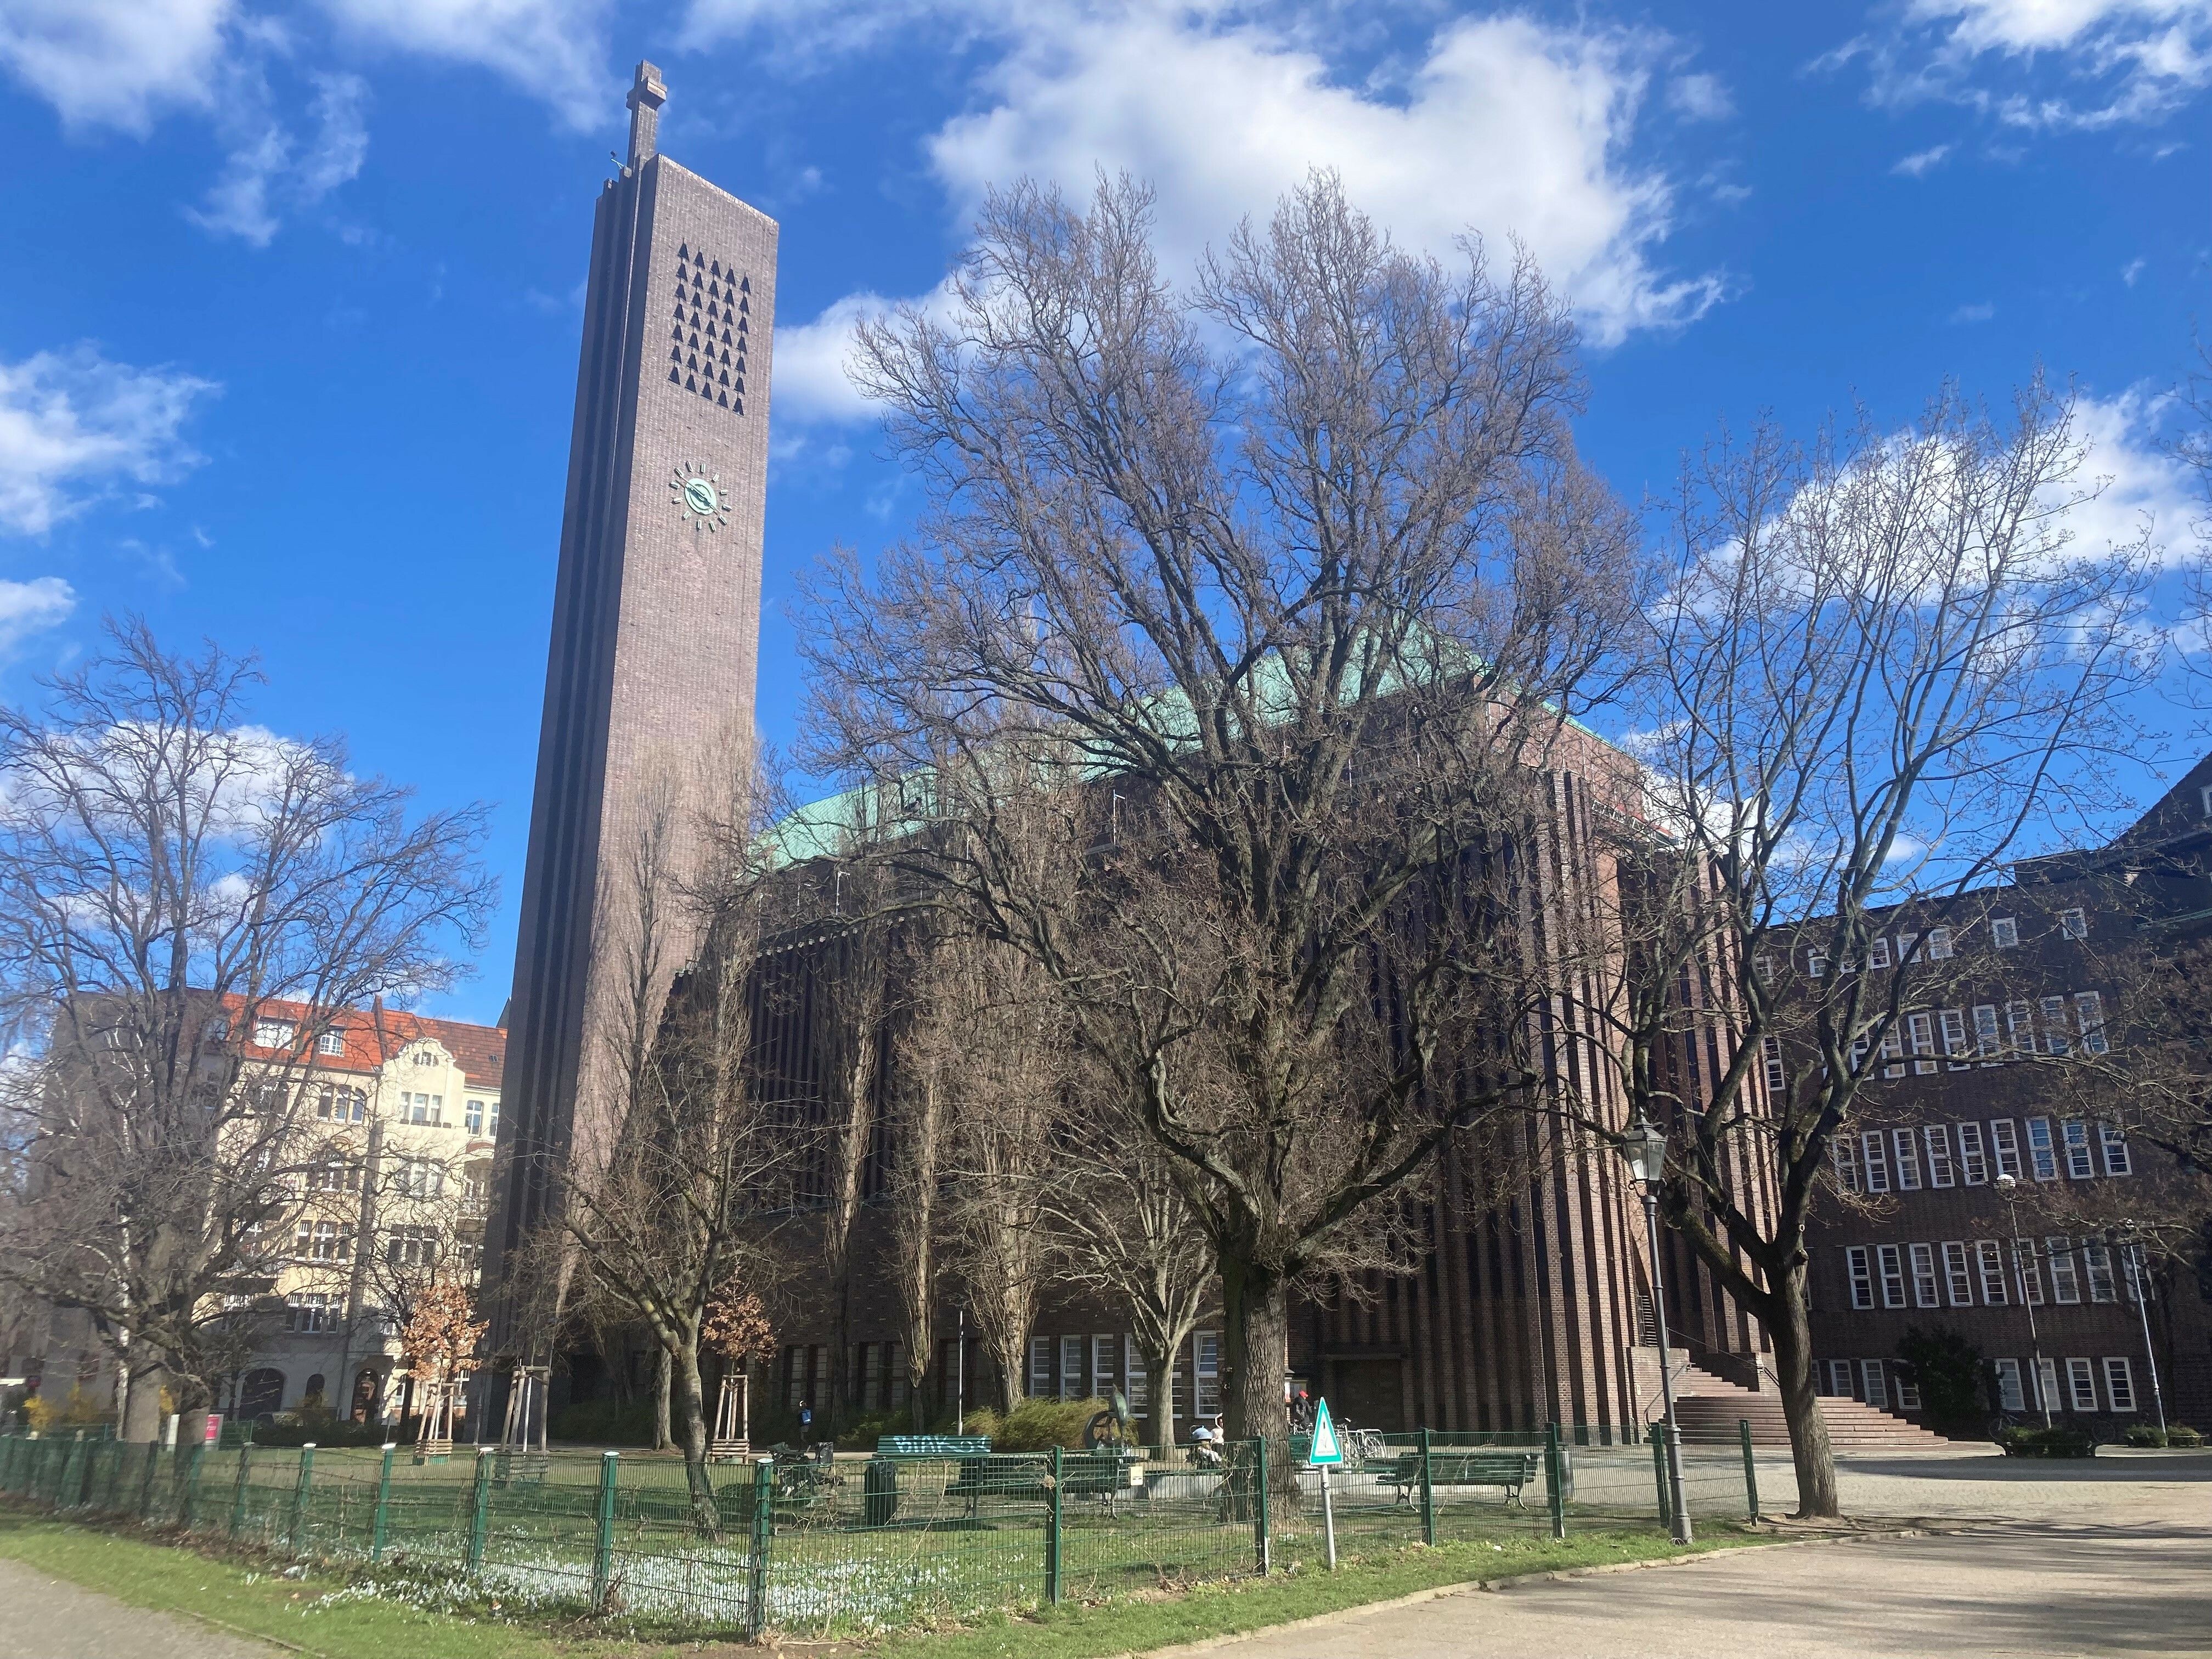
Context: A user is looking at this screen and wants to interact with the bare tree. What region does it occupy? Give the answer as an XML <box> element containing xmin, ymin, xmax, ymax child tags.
<box><xmin>1589</xmin><ymin>382</ymin><xmax>2154</xmax><ymax>1515</ymax></box>
<box><xmin>554</xmin><ymin>760</ymin><xmax>796</xmax><ymax>1526</ymax></box>
<box><xmin>0</xmin><ymin>620</ymin><xmax>492</xmax><ymax>1443</ymax></box>
<box><xmin>800</xmin><ymin>174</ymin><xmax>1643</xmax><ymax>1440</ymax></box>
<box><xmin>812</xmin><ymin>892</ymin><xmax>889</xmax><ymax>1436</ymax></box>
<box><xmin>884</xmin><ymin>929</ymin><xmax>951</xmax><ymax>1430</ymax></box>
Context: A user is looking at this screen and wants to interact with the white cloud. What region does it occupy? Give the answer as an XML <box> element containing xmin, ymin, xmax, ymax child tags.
<box><xmin>1667</xmin><ymin>71</ymin><xmax>1734</xmax><ymax>120</ymax></box>
<box><xmin>1843</xmin><ymin>0</ymin><xmax>2212</xmax><ymax>128</ymax></box>
<box><xmin>2121</xmin><ymin>255</ymin><xmax>2147</xmax><ymax>283</ymax></box>
<box><xmin>1949</xmin><ymin>301</ymin><xmax>1996</xmax><ymax>322</ymax></box>
<box><xmin>2061</xmin><ymin>386</ymin><xmax>2197</xmax><ymax>566</ymax></box>
<box><xmin>1893</xmin><ymin>142</ymin><xmax>1953</xmax><ymax>173</ymax></box>
<box><xmin>772</xmin><ymin>288</ymin><xmax>911</xmax><ymax>425</ymax></box>
<box><xmin>0</xmin><ymin>578</ymin><xmax>76</xmax><ymax>654</ymax></box>
<box><xmin>0</xmin><ymin>0</ymin><xmax>237</xmax><ymax>134</ymax></box>
<box><xmin>316</xmin><ymin>0</ymin><xmax>613</xmax><ymax>129</ymax></box>
<box><xmin>707</xmin><ymin>1</ymin><xmax>1724</xmax><ymax>423</ymax></box>
<box><xmin>187</xmin><ymin>70</ymin><xmax>370</xmax><ymax>245</ymax></box>
<box><xmin>0</xmin><ymin>347</ymin><xmax>219</xmax><ymax>537</ymax></box>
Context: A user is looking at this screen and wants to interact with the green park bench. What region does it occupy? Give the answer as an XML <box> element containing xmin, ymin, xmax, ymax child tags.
<box><xmin>942</xmin><ymin>1448</ymin><xmax>1141</xmax><ymax>1516</ymax></box>
<box><xmin>876</xmin><ymin>1434</ymin><xmax>994</xmax><ymax>1460</ymax></box>
<box><xmin>1383</xmin><ymin>1449</ymin><xmax>1542</xmax><ymax>1507</ymax></box>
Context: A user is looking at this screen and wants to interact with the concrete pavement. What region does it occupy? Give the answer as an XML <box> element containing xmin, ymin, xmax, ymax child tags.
<box><xmin>0</xmin><ymin>1556</ymin><xmax>278</xmax><ymax>1658</ymax></box>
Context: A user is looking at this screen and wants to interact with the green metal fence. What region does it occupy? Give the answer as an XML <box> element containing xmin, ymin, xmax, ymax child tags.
<box><xmin>0</xmin><ymin>1423</ymin><xmax>1759</xmax><ymax>1638</ymax></box>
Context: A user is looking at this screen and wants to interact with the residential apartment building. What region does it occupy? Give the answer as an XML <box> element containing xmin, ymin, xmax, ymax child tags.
<box><xmin>14</xmin><ymin>1000</ymin><xmax>504</xmax><ymax>1432</ymax></box>
<box><xmin>1805</xmin><ymin>758</ymin><xmax>2212</xmax><ymax>1432</ymax></box>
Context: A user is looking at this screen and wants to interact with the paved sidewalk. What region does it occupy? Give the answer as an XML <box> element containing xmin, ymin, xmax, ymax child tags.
<box><xmin>1196</xmin><ymin>1452</ymin><xmax>2212</xmax><ymax>1659</ymax></box>
<box><xmin>0</xmin><ymin>1556</ymin><xmax>276</xmax><ymax>1659</ymax></box>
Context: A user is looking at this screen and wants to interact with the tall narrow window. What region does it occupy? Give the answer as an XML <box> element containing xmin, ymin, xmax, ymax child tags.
<box><xmin>1909</xmin><ymin>1243</ymin><xmax>1940</xmax><ymax>1307</ymax></box>
<box><xmin>1927</xmin><ymin>927</ymin><xmax>1954</xmax><ymax>960</ymax></box>
<box><xmin>2099</xmin><ymin>1124</ymin><xmax>2132</xmax><ymax>1177</ymax></box>
<box><xmin>2012</xmin><ymin>1238</ymin><xmax>2044</xmax><ymax>1305</ymax></box>
<box><xmin>2039</xmin><ymin>997</ymin><xmax>2073</xmax><ymax>1058</ymax></box>
<box><xmin>1975</xmin><ymin>1239</ymin><xmax>2010</xmax><ymax>1305</ymax></box>
<box><xmin>1060</xmin><ymin>1334</ymin><xmax>1084</xmax><ymax>1400</ymax></box>
<box><xmin>2059</xmin><ymin>907</ymin><xmax>2087</xmax><ymax>941</ymax></box>
<box><xmin>1193</xmin><ymin>1332</ymin><xmax>1222</xmax><ymax>1418</ymax></box>
<box><xmin>2075</xmin><ymin>991</ymin><xmax>2109</xmax><ymax>1056</ymax></box>
<box><xmin>2066</xmin><ymin>1358</ymin><xmax>2097</xmax><ymax>1412</ymax></box>
<box><xmin>1847</xmin><ymin>1246</ymin><xmax>1875</xmax><ymax>1310</ymax></box>
<box><xmin>2025</xmin><ymin>1117</ymin><xmax>2059</xmax><ymax>1181</ymax></box>
<box><xmin>1993</xmin><ymin>1358</ymin><xmax>2024</xmax><ymax>1411</ymax></box>
<box><xmin>1957</xmin><ymin>1121</ymin><xmax>1989</xmax><ymax>1185</ymax></box>
<box><xmin>1990</xmin><ymin>917</ymin><xmax>2019</xmax><ymax>949</ymax></box>
<box><xmin>2102</xmin><ymin>1358</ymin><xmax>2136</xmax><ymax>1413</ymax></box>
<box><xmin>2061</xmin><ymin>1120</ymin><xmax>2095</xmax><ymax>1180</ymax></box>
<box><xmin>1877</xmin><ymin>1243</ymin><xmax>1907</xmax><ymax>1307</ymax></box>
<box><xmin>1925</xmin><ymin>1124</ymin><xmax>1955</xmax><ymax>1187</ymax></box>
<box><xmin>1029</xmin><ymin>1338</ymin><xmax>1053</xmax><ymax>1401</ymax></box>
<box><xmin>1760</xmin><ymin>1036</ymin><xmax>1786</xmax><ymax>1094</ymax></box>
<box><xmin>1807</xmin><ymin>949</ymin><xmax>1829</xmax><ymax>978</ymax></box>
<box><xmin>1990</xmin><ymin>1120</ymin><xmax>2022</xmax><ymax>1180</ymax></box>
<box><xmin>1973</xmin><ymin>1004</ymin><xmax>2002</xmax><ymax>1061</ymax></box>
<box><xmin>1092</xmin><ymin>1334</ymin><xmax>1116</xmax><ymax>1401</ymax></box>
<box><xmin>1832</xmin><ymin>1139</ymin><xmax>1862</xmax><ymax>1194</ymax></box>
<box><xmin>1752</xmin><ymin>954</ymin><xmax>1775</xmax><ymax>986</ymax></box>
<box><xmin>1878</xmin><ymin>1026</ymin><xmax>1905</xmax><ymax>1079</ymax></box>
<box><xmin>1860</xmin><ymin>1358</ymin><xmax>1888</xmax><ymax>1407</ymax></box>
<box><xmin>1125</xmin><ymin>1341</ymin><xmax>1147</xmax><ymax>1412</ymax></box>
<box><xmin>2046</xmin><ymin>1239</ymin><xmax>2080</xmax><ymax>1304</ymax></box>
<box><xmin>1867</xmin><ymin>937</ymin><xmax>1893</xmax><ymax>970</ymax></box>
<box><xmin>2083</xmin><ymin>1243</ymin><xmax>2117</xmax><ymax>1304</ymax></box>
<box><xmin>1860</xmin><ymin>1132</ymin><xmax>1892</xmax><ymax>1193</ymax></box>
<box><xmin>1897</xmin><ymin>931</ymin><xmax>1921</xmax><ymax>965</ymax></box>
<box><xmin>1940</xmin><ymin>1009</ymin><xmax>1970</xmax><ymax>1069</ymax></box>
<box><xmin>2005</xmin><ymin>1001</ymin><xmax>2038</xmax><ymax>1056</ymax></box>
<box><xmin>1907</xmin><ymin>1011</ymin><xmax>1937</xmax><ymax>1074</ymax></box>
<box><xmin>1892</xmin><ymin>1129</ymin><xmax>1923</xmax><ymax>1190</ymax></box>
<box><xmin>1942</xmin><ymin>1242</ymin><xmax>1974</xmax><ymax>1306</ymax></box>
<box><xmin>2035</xmin><ymin>1359</ymin><xmax>2059</xmax><ymax>1415</ymax></box>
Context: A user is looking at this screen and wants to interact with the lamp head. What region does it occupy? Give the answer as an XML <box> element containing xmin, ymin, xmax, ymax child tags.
<box><xmin>1995</xmin><ymin>1173</ymin><xmax>2017</xmax><ymax>1193</ymax></box>
<box><xmin>1621</xmin><ymin>1115</ymin><xmax>1668</xmax><ymax>1186</ymax></box>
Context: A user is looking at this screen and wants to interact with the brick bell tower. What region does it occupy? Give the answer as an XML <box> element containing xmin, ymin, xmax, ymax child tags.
<box><xmin>485</xmin><ymin>63</ymin><xmax>778</xmax><ymax>1358</ymax></box>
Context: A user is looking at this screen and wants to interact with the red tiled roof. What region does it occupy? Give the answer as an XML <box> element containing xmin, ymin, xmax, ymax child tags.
<box><xmin>222</xmin><ymin>993</ymin><xmax>505</xmax><ymax>1089</ymax></box>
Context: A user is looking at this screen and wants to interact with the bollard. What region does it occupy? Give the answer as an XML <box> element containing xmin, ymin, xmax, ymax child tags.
<box><xmin>590</xmin><ymin>1451</ymin><xmax>618</xmax><ymax>1612</ymax></box>
<box><xmin>289</xmin><ymin>1444</ymin><xmax>317</xmax><ymax>1554</ymax></box>
<box><xmin>1739</xmin><ymin>1419</ymin><xmax>1760</xmax><ymax>1525</ymax></box>
<box><xmin>1418</xmin><ymin>1427</ymin><xmax>1436</xmax><ymax>1547</ymax></box>
<box><xmin>746</xmin><ymin>1455</ymin><xmax>774</xmax><ymax>1640</ymax></box>
<box><xmin>1650</xmin><ymin>1422</ymin><xmax>1672</xmax><ymax>1531</ymax></box>
<box><xmin>371</xmin><ymin>1443</ymin><xmax>396</xmax><ymax>1562</ymax></box>
<box><xmin>1254</xmin><ymin>1437</ymin><xmax>1271</xmax><ymax>1575</ymax></box>
<box><xmin>231</xmin><ymin>1443</ymin><xmax>252</xmax><ymax>1539</ymax></box>
<box><xmin>467</xmin><ymin>1446</ymin><xmax>493</xmax><ymax>1573</ymax></box>
<box><xmin>1046</xmin><ymin>1447</ymin><xmax>1064</xmax><ymax>1606</ymax></box>
<box><xmin>1545</xmin><ymin>1422</ymin><xmax>1566</xmax><ymax>1542</ymax></box>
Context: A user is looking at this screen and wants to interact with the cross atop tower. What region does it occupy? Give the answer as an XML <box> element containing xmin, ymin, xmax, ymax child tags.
<box><xmin>626</xmin><ymin>60</ymin><xmax>667</xmax><ymax>167</ymax></box>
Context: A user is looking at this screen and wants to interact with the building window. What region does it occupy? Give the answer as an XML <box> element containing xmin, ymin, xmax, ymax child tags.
<box><xmin>306</xmin><ymin>1158</ymin><xmax>358</xmax><ymax>1194</ymax></box>
<box><xmin>2025</xmin><ymin>1117</ymin><xmax>2059</xmax><ymax>1181</ymax></box>
<box><xmin>1859</xmin><ymin>1358</ymin><xmax>1887</xmax><ymax>1406</ymax></box>
<box><xmin>1940</xmin><ymin>1008</ymin><xmax>1969</xmax><ymax>1069</ymax></box>
<box><xmin>1907</xmin><ymin>1011</ymin><xmax>1937</xmax><ymax>1074</ymax></box>
<box><xmin>1847</xmin><ymin>1246</ymin><xmax>1875</xmax><ymax>1310</ymax></box>
<box><xmin>1193</xmin><ymin>1331</ymin><xmax>1222</xmax><ymax>1418</ymax></box>
<box><xmin>394</xmin><ymin>1158</ymin><xmax>444</xmax><ymax>1200</ymax></box>
<box><xmin>1897</xmin><ymin>931</ymin><xmax>1920</xmax><ymax>964</ymax></box>
<box><xmin>2102</xmin><ymin>1358</ymin><xmax>2136</xmax><ymax>1413</ymax></box>
<box><xmin>1867</xmin><ymin>937</ymin><xmax>1893</xmax><ymax>970</ymax></box>
<box><xmin>2012</xmin><ymin>1239</ymin><xmax>2043</xmax><ymax>1305</ymax></box>
<box><xmin>385</xmin><ymin>1226</ymin><xmax>438</xmax><ymax>1268</ymax></box>
<box><xmin>285</xmin><ymin>1293</ymin><xmax>337</xmax><ymax>1334</ymax></box>
<box><xmin>2005</xmin><ymin>1001</ymin><xmax>2036</xmax><ymax>1056</ymax></box>
<box><xmin>465</xmin><ymin>1098</ymin><xmax>487</xmax><ymax>1134</ymax></box>
<box><xmin>294</xmin><ymin>1220</ymin><xmax>347</xmax><ymax>1261</ymax></box>
<box><xmin>401</xmin><ymin>1091</ymin><xmax>442</xmax><ymax>1126</ymax></box>
<box><xmin>2075</xmin><ymin>992</ymin><xmax>2109</xmax><ymax>1056</ymax></box>
<box><xmin>2059</xmin><ymin>907</ymin><xmax>2087</xmax><ymax>941</ymax></box>
<box><xmin>1957</xmin><ymin>1122</ymin><xmax>1989</xmax><ymax>1186</ymax></box>
<box><xmin>1760</xmin><ymin>1036</ymin><xmax>1785</xmax><ymax>1094</ymax></box>
<box><xmin>1991</xmin><ymin>916</ymin><xmax>2019</xmax><ymax>949</ymax></box>
<box><xmin>1993</xmin><ymin>1358</ymin><xmax>2025</xmax><ymax>1412</ymax></box>
<box><xmin>1125</xmin><ymin>1340</ymin><xmax>1147</xmax><ymax>1411</ymax></box>
<box><xmin>2201</xmin><ymin>784</ymin><xmax>2212</xmax><ymax>817</ymax></box>
<box><xmin>1028</xmin><ymin>1338</ymin><xmax>1052</xmax><ymax>1401</ymax></box>
<box><xmin>204</xmin><ymin>1017</ymin><xmax>230</xmax><ymax>1045</ymax></box>
<box><xmin>315</xmin><ymin>1085</ymin><xmax>366</xmax><ymax>1124</ymax></box>
<box><xmin>1972</xmin><ymin>1005</ymin><xmax>2001</xmax><ymax>1061</ymax></box>
<box><xmin>2099</xmin><ymin>1124</ymin><xmax>2131</xmax><ymax>1177</ymax></box>
<box><xmin>1892</xmin><ymin>1128</ymin><xmax>1922</xmax><ymax>1190</ymax></box>
<box><xmin>1832</xmin><ymin>1139</ymin><xmax>1861</xmax><ymax>1193</ymax></box>
<box><xmin>1060</xmin><ymin>1334</ymin><xmax>1084</xmax><ymax>1400</ymax></box>
<box><xmin>2066</xmin><ymin>1357</ymin><xmax>2098</xmax><ymax>1412</ymax></box>
<box><xmin>2047</xmin><ymin>1239</ymin><xmax>2080</xmax><ymax>1304</ymax></box>
<box><xmin>1859</xmin><ymin>1132</ymin><xmax>1892</xmax><ymax>1193</ymax></box>
<box><xmin>1927</xmin><ymin>927</ymin><xmax>1953</xmax><ymax>960</ymax></box>
<box><xmin>1989</xmin><ymin>1120</ymin><xmax>2022</xmax><ymax>1180</ymax></box>
<box><xmin>2033</xmin><ymin>1358</ymin><xmax>2058</xmax><ymax>1415</ymax></box>
<box><xmin>1877</xmin><ymin>1243</ymin><xmax>1907</xmax><ymax>1308</ymax></box>
<box><xmin>1895</xmin><ymin>1375</ymin><xmax>1922</xmax><ymax>1411</ymax></box>
<box><xmin>1909</xmin><ymin>1243</ymin><xmax>1940</xmax><ymax>1307</ymax></box>
<box><xmin>1925</xmin><ymin>1125</ymin><xmax>1955</xmax><ymax>1188</ymax></box>
<box><xmin>413</xmin><ymin>1048</ymin><xmax>440</xmax><ymax>1067</ymax></box>
<box><xmin>1975</xmin><ymin>1240</ymin><xmax>2010</xmax><ymax>1305</ymax></box>
<box><xmin>1752</xmin><ymin>954</ymin><xmax>1775</xmax><ymax>986</ymax></box>
<box><xmin>318</xmin><ymin>1031</ymin><xmax>346</xmax><ymax>1056</ymax></box>
<box><xmin>1806</xmin><ymin>949</ymin><xmax>1828</xmax><ymax>978</ymax></box>
<box><xmin>1092</xmin><ymin>1334</ymin><xmax>1116</xmax><ymax>1401</ymax></box>
<box><xmin>2083</xmin><ymin>1243</ymin><xmax>2117</xmax><ymax>1304</ymax></box>
<box><xmin>2039</xmin><ymin>997</ymin><xmax>2073</xmax><ymax>1058</ymax></box>
<box><xmin>1878</xmin><ymin>1026</ymin><xmax>1905</xmax><ymax>1079</ymax></box>
<box><xmin>1942</xmin><ymin>1242</ymin><xmax>1974</xmax><ymax>1306</ymax></box>
<box><xmin>2061</xmin><ymin>1120</ymin><xmax>2095</xmax><ymax>1180</ymax></box>
<box><xmin>254</xmin><ymin>1019</ymin><xmax>296</xmax><ymax>1049</ymax></box>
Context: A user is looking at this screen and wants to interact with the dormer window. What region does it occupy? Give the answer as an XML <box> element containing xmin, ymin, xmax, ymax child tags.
<box><xmin>318</xmin><ymin>1031</ymin><xmax>346</xmax><ymax>1056</ymax></box>
<box><xmin>253</xmin><ymin>1019</ymin><xmax>295</xmax><ymax>1049</ymax></box>
<box><xmin>413</xmin><ymin>1049</ymin><xmax>439</xmax><ymax>1067</ymax></box>
<box><xmin>1990</xmin><ymin>917</ymin><xmax>2018</xmax><ymax>949</ymax></box>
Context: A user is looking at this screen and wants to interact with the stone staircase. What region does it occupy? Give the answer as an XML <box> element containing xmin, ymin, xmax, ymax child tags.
<box><xmin>1662</xmin><ymin>1362</ymin><xmax>1953</xmax><ymax>1450</ymax></box>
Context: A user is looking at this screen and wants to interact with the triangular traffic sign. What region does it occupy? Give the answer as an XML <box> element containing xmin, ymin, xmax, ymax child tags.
<box><xmin>1307</xmin><ymin>1397</ymin><xmax>1343</xmax><ymax>1465</ymax></box>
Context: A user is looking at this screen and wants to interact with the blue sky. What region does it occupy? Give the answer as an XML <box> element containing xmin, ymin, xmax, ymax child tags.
<box><xmin>0</xmin><ymin>0</ymin><xmax>2206</xmax><ymax>1026</ymax></box>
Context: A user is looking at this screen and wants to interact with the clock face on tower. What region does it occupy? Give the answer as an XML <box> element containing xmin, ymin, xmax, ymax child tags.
<box><xmin>670</xmin><ymin>461</ymin><xmax>730</xmax><ymax>532</ymax></box>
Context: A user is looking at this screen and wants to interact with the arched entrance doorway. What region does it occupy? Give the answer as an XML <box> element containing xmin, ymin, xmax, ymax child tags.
<box><xmin>238</xmin><ymin>1368</ymin><xmax>285</xmax><ymax>1420</ymax></box>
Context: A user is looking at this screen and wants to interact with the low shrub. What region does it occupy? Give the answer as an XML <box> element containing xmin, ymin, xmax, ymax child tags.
<box><xmin>2123</xmin><ymin>1423</ymin><xmax>2205</xmax><ymax>1448</ymax></box>
<box><xmin>1995</xmin><ymin>1425</ymin><xmax>2096</xmax><ymax>1458</ymax></box>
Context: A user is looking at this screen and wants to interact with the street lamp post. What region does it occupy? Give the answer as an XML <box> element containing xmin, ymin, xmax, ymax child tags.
<box><xmin>1993</xmin><ymin>1175</ymin><xmax>2052</xmax><ymax>1427</ymax></box>
<box><xmin>1621</xmin><ymin>1115</ymin><xmax>1692</xmax><ymax>1545</ymax></box>
<box><xmin>2114</xmin><ymin>1225</ymin><xmax>2169</xmax><ymax>1442</ymax></box>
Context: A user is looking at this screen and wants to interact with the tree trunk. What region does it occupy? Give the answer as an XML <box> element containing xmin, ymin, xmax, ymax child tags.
<box><xmin>907</xmin><ymin>1350</ymin><xmax>930</xmax><ymax>1431</ymax></box>
<box><xmin>672</xmin><ymin>1339</ymin><xmax>720</xmax><ymax>1534</ymax></box>
<box><xmin>985</xmin><ymin>1325</ymin><xmax>1025</xmax><ymax>1414</ymax></box>
<box><xmin>1220</xmin><ymin>1255</ymin><xmax>1288</xmax><ymax>1444</ymax></box>
<box><xmin>1144</xmin><ymin>1344</ymin><xmax>1178</xmax><ymax>1451</ymax></box>
<box><xmin>653</xmin><ymin>1346</ymin><xmax>673</xmax><ymax>1449</ymax></box>
<box><xmin>1768</xmin><ymin>1265</ymin><xmax>1839</xmax><ymax>1519</ymax></box>
<box><xmin>120</xmin><ymin>1349</ymin><xmax>166</xmax><ymax>1444</ymax></box>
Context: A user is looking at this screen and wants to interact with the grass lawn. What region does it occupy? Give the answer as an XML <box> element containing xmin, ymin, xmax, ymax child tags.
<box><xmin>0</xmin><ymin>1503</ymin><xmax>1778</xmax><ymax>1659</ymax></box>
